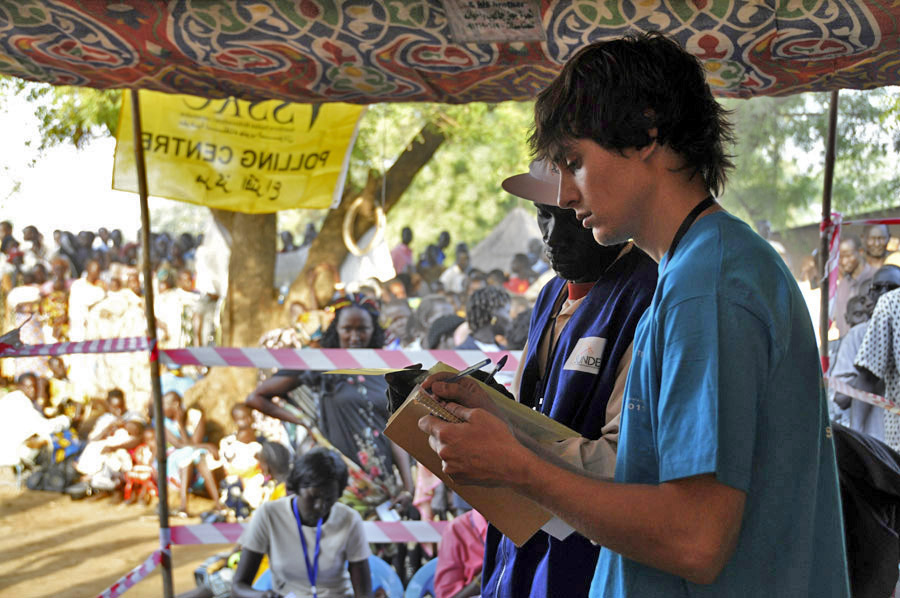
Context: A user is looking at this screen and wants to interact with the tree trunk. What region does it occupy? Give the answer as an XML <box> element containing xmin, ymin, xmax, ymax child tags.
<box><xmin>289</xmin><ymin>124</ymin><xmax>446</xmax><ymax>308</ymax></box>
<box><xmin>185</xmin><ymin>124</ymin><xmax>445</xmax><ymax>424</ymax></box>
<box><xmin>212</xmin><ymin>209</ymin><xmax>279</xmax><ymax>347</ymax></box>
<box><xmin>185</xmin><ymin>210</ymin><xmax>278</xmax><ymax>428</ymax></box>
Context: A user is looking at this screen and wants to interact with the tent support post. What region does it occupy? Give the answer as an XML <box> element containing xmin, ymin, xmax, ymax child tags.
<box><xmin>131</xmin><ymin>88</ymin><xmax>174</xmax><ymax>598</ymax></box>
<box><xmin>819</xmin><ymin>89</ymin><xmax>839</xmax><ymax>363</ymax></box>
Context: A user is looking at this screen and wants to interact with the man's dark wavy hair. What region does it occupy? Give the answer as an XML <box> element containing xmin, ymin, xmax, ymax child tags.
<box><xmin>530</xmin><ymin>31</ymin><xmax>734</xmax><ymax>196</ymax></box>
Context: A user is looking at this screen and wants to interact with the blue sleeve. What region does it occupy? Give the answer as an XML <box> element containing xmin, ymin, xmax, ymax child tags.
<box><xmin>656</xmin><ymin>296</ymin><xmax>769</xmax><ymax>492</ymax></box>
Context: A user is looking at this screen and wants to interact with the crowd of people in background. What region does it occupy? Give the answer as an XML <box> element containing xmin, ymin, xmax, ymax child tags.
<box><xmin>3</xmin><ymin>208</ymin><xmax>900</xmax><ymax>596</ymax></box>
<box><xmin>7</xmin><ymin>27</ymin><xmax>900</xmax><ymax>598</ymax></box>
<box><xmin>825</xmin><ymin>223</ymin><xmax>900</xmax><ymax>455</ymax></box>
<box><xmin>0</xmin><ymin>216</ymin><xmax>555</xmax><ymax>597</ymax></box>
<box><xmin>0</xmin><ymin>221</ymin><xmax>216</xmax><ymax>410</ymax></box>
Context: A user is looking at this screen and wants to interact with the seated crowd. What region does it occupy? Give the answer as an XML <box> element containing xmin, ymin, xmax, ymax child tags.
<box><xmin>0</xmin><ymin>219</ymin><xmax>550</xmax><ymax>598</ymax></box>
<box><xmin>7</xmin><ymin>217</ymin><xmax>896</xmax><ymax>597</ymax></box>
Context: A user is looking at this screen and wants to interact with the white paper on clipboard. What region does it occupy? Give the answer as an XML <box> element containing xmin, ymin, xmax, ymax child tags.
<box><xmin>376</xmin><ymin>500</ymin><xmax>401</xmax><ymax>522</ymax></box>
<box><xmin>541</xmin><ymin>516</ymin><xmax>575</xmax><ymax>540</ymax></box>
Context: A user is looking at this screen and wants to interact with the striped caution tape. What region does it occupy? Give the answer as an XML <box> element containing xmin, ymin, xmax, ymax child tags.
<box><xmin>0</xmin><ymin>338</ymin><xmax>520</xmax><ymax>373</ymax></box>
<box><xmin>95</xmin><ymin>548</ymin><xmax>164</xmax><ymax>598</ymax></box>
<box><xmin>361</xmin><ymin>521</ymin><xmax>448</xmax><ymax>544</ymax></box>
<box><xmin>93</xmin><ymin>521</ymin><xmax>448</xmax><ymax>597</ymax></box>
<box><xmin>170</xmin><ymin>520</ymin><xmax>449</xmax><ymax>545</ymax></box>
<box><xmin>825</xmin><ymin>376</ymin><xmax>900</xmax><ymax>415</ymax></box>
<box><xmin>0</xmin><ymin>337</ymin><xmax>151</xmax><ymax>357</ymax></box>
<box><xmin>159</xmin><ymin>347</ymin><xmax>519</xmax><ymax>373</ymax></box>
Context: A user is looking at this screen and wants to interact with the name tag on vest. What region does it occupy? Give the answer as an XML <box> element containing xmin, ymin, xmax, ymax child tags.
<box><xmin>562</xmin><ymin>336</ymin><xmax>607</xmax><ymax>374</ymax></box>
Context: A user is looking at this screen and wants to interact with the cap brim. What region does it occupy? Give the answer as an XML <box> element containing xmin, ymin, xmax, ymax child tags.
<box><xmin>501</xmin><ymin>173</ymin><xmax>558</xmax><ymax>206</ymax></box>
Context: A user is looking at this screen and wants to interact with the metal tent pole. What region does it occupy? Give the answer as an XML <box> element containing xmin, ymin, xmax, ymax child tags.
<box><xmin>819</xmin><ymin>90</ymin><xmax>840</xmax><ymax>363</ymax></box>
<box><xmin>130</xmin><ymin>88</ymin><xmax>174</xmax><ymax>598</ymax></box>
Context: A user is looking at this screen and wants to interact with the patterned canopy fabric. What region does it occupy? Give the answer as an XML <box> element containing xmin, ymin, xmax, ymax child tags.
<box><xmin>0</xmin><ymin>0</ymin><xmax>898</xmax><ymax>103</ymax></box>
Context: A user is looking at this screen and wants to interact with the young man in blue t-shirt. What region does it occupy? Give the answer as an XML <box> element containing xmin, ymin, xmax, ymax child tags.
<box><xmin>419</xmin><ymin>32</ymin><xmax>850</xmax><ymax>597</ymax></box>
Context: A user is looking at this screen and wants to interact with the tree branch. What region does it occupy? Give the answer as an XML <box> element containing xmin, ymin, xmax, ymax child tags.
<box><xmin>287</xmin><ymin>123</ymin><xmax>446</xmax><ymax>305</ymax></box>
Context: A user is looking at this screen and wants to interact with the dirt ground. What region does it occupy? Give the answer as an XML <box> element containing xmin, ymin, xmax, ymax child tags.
<box><xmin>0</xmin><ymin>468</ymin><xmax>227</xmax><ymax>598</ymax></box>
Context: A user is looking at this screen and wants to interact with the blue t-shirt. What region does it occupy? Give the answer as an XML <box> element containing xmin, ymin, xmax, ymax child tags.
<box><xmin>591</xmin><ymin>212</ymin><xmax>850</xmax><ymax>597</ymax></box>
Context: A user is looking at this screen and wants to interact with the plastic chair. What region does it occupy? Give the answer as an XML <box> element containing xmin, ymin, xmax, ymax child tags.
<box><xmin>404</xmin><ymin>557</ymin><xmax>438</xmax><ymax>598</ymax></box>
<box><xmin>252</xmin><ymin>568</ymin><xmax>272</xmax><ymax>591</ymax></box>
<box><xmin>369</xmin><ymin>554</ymin><xmax>404</xmax><ymax>598</ymax></box>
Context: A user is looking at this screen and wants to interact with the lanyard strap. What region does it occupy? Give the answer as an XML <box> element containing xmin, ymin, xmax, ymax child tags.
<box><xmin>667</xmin><ymin>195</ymin><xmax>715</xmax><ymax>261</ymax></box>
<box><xmin>293</xmin><ymin>497</ymin><xmax>323</xmax><ymax>598</ymax></box>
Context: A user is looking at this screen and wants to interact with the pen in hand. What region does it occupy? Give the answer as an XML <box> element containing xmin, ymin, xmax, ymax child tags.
<box><xmin>445</xmin><ymin>358</ymin><xmax>491</xmax><ymax>383</ymax></box>
<box><xmin>485</xmin><ymin>354</ymin><xmax>508</xmax><ymax>384</ymax></box>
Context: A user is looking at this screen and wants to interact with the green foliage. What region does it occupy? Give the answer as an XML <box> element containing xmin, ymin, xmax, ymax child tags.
<box><xmin>351</xmin><ymin>101</ymin><xmax>536</xmax><ymax>254</ymax></box>
<box><xmin>720</xmin><ymin>95</ymin><xmax>820</xmax><ymax>227</ymax></box>
<box><xmin>720</xmin><ymin>88</ymin><xmax>900</xmax><ymax>230</ymax></box>
<box><xmin>5</xmin><ymin>72</ymin><xmax>898</xmax><ymax>252</ymax></box>
<box><xmin>253</xmin><ymin>102</ymin><xmax>537</xmax><ymax>250</ymax></box>
<box><xmin>0</xmin><ymin>76</ymin><xmax>121</xmax><ymax>151</ymax></box>
<box><xmin>878</xmin><ymin>89</ymin><xmax>900</xmax><ymax>153</ymax></box>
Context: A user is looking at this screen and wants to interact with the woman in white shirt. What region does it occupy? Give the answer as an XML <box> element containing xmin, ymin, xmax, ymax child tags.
<box><xmin>233</xmin><ymin>447</ymin><xmax>372</xmax><ymax>598</ymax></box>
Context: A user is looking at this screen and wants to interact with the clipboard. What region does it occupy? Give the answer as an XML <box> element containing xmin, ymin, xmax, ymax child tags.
<box><xmin>383</xmin><ymin>362</ymin><xmax>579</xmax><ymax>546</ymax></box>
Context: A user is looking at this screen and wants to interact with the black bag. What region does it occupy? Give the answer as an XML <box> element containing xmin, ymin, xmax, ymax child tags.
<box><xmin>26</xmin><ymin>456</ymin><xmax>79</xmax><ymax>493</ymax></box>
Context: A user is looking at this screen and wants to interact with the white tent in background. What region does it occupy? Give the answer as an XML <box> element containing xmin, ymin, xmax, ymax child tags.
<box><xmin>469</xmin><ymin>206</ymin><xmax>542</xmax><ymax>274</ymax></box>
<box><xmin>274</xmin><ymin>226</ymin><xmax>396</xmax><ymax>295</ymax></box>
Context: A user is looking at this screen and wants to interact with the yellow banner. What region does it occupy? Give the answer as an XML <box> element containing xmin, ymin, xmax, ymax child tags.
<box><xmin>113</xmin><ymin>90</ymin><xmax>364</xmax><ymax>213</ymax></box>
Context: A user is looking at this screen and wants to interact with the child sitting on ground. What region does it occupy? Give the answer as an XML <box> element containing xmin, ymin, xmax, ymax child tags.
<box><xmin>86</xmin><ymin>389</ymin><xmax>130</xmax><ymax>441</ymax></box>
<box><xmin>75</xmin><ymin>414</ymin><xmax>144</xmax><ymax>493</ymax></box>
<box><xmin>163</xmin><ymin>391</ymin><xmax>221</xmax><ymax>517</ymax></box>
<box><xmin>124</xmin><ymin>426</ymin><xmax>156</xmax><ymax>505</ymax></box>
<box><xmin>216</xmin><ymin>404</ymin><xmax>264</xmax><ymax>520</ymax></box>
<box><xmin>256</xmin><ymin>440</ymin><xmax>291</xmax><ymax>504</ymax></box>
<box><xmin>46</xmin><ymin>356</ymin><xmax>84</xmax><ymax>410</ymax></box>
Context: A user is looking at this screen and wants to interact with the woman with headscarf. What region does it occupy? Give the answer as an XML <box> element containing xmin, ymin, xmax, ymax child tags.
<box><xmin>245</xmin><ymin>294</ymin><xmax>414</xmax><ymax>516</ymax></box>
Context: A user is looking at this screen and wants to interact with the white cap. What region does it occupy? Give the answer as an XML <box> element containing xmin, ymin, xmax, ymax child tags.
<box><xmin>501</xmin><ymin>159</ymin><xmax>559</xmax><ymax>206</ymax></box>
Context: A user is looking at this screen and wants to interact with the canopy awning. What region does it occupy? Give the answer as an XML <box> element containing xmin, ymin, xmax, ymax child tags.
<box><xmin>1</xmin><ymin>1</ymin><xmax>898</xmax><ymax>103</ymax></box>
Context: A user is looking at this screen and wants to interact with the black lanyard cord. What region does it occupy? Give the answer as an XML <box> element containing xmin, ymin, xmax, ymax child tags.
<box><xmin>667</xmin><ymin>195</ymin><xmax>715</xmax><ymax>261</ymax></box>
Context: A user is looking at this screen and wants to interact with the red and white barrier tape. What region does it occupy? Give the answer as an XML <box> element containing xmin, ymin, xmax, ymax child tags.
<box><xmin>825</xmin><ymin>376</ymin><xmax>900</xmax><ymax>415</ymax></box>
<box><xmin>0</xmin><ymin>337</ymin><xmax>151</xmax><ymax>357</ymax></box>
<box><xmin>160</xmin><ymin>347</ymin><xmax>519</xmax><ymax>372</ymax></box>
<box><xmin>362</xmin><ymin>521</ymin><xmax>448</xmax><ymax>544</ymax></box>
<box><xmin>841</xmin><ymin>217</ymin><xmax>900</xmax><ymax>227</ymax></box>
<box><xmin>170</xmin><ymin>520</ymin><xmax>449</xmax><ymax>546</ymax></box>
<box><xmin>0</xmin><ymin>339</ymin><xmax>521</xmax><ymax>372</ymax></box>
<box><xmin>821</xmin><ymin>212</ymin><xmax>841</xmax><ymax>315</ymax></box>
<box><xmin>96</xmin><ymin>548</ymin><xmax>164</xmax><ymax>598</ymax></box>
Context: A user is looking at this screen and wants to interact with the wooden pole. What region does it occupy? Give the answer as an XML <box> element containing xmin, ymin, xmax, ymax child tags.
<box><xmin>130</xmin><ymin>88</ymin><xmax>174</xmax><ymax>598</ymax></box>
<box><xmin>819</xmin><ymin>90</ymin><xmax>839</xmax><ymax>362</ymax></box>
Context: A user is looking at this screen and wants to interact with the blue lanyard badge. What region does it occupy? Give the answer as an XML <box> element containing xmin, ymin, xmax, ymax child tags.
<box><xmin>292</xmin><ymin>497</ymin><xmax>323</xmax><ymax>598</ymax></box>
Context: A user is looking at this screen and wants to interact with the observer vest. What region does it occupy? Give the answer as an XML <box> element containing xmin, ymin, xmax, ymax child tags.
<box><xmin>482</xmin><ymin>247</ymin><xmax>658</xmax><ymax>598</ymax></box>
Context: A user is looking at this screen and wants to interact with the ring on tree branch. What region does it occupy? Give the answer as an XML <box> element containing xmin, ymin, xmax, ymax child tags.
<box><xmin>342</xmin><ymin>196</ymin><xmax>386</xmax><ymax>257</ymax></box>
